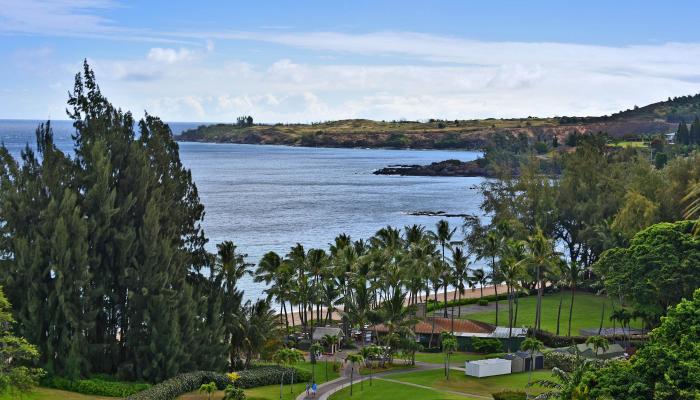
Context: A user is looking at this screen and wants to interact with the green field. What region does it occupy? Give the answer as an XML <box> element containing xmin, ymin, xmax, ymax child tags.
<box><xmin>463</xmin><ymin>291</ymin><xmax>640</xmax><ymax>335</ymax></box>
<box><xmin>328</xmin><ymin>379</ymin><xmax>470</xmax><ymax>400</ymax></box>
<box><xmin>389</xmin><ymin>368</ymin><xmax>551</xmax><ymax>397</ymax></box>
<box><xmin>612</xmin><ymin>140</ymin><xmax>648</xmax><ymax>148</ymax></box>
<box><xmin>413</xmin><ymin>352</ymin><xmax>504</xmax><ymax>365</ymax></box>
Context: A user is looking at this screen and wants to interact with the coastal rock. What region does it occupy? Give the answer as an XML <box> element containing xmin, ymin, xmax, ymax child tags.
<box><xmin>373</xmin><ymin>159</ymin><xmax>491</xmax><ymax>177</ymax></box>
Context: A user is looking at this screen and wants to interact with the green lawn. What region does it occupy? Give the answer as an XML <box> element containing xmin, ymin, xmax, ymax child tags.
<box><xmin>463</xmin><ymin>291</ymin><xmax>641</xmax><ymax>335</ymax></box>
<box><xmin>179</xmin><ymin>361</ymin><xmax>340</xmax><ymax>400</ymax></box>
<box><xmin>413</xmin><ymin>352</ymin><xmax>504</xmax><ymax>365</ymax></box>
<box><xmin>612</xmin><ymin>141</ymin><xmax>647</xmax><ymax>148</ymax></box>
<box><xmin>328</xmin><ymin>379</ymin><xmax>471</xmax><ymax>400</ymax></box>
<box><xmin>0</xmin><ymin>387</ymin><xmax>115</xmax><ymax>400</ymax></box>
<box><xmin>389</xmin><ymin>368</ymin><xmax>551</xmax><ymax>397</ymax></box>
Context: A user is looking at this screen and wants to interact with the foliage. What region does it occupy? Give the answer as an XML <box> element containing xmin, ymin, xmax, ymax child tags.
<box><xmin>471</xmin><ymin>338</ymin><xmax>503</xmax><ymax>354</ymax></box>
<box><xmin>594</xmin><ymin>220</ymin><xmax>700</xmax><ymax>325</ymax></box>
<box><xmin>477</xmin><ymin>299</ymin><xmax>489</xmax><ymax>306</ymax></box>
<box><xmin>491</xmin><ymin>391</ymin><xmax>527</xmax><ymax>400</ymax></box>
<box><xmin>0</xmin><ymin>62</ymin><xmax>230</xmax><ymax>381</ymax></box>
<box><xmin>0</xmin><ymin>287</ymin><xmax>44</xmax><ymax>394</ymax></box>
<box><xmin>223</xmin><ymin>385</ymin><xmax>246</xmax><ymax>400</ymax></box>
<box><xmin>42</xmin><ymin>376</ymin><xmax>149</xmax><ymax>397</ymax></box>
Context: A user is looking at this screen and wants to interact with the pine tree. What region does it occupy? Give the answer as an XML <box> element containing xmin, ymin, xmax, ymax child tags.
<box><xmin>676</xmin><ymin>120</ymin><xmax>690</xmax><ymax>145</ymax></box>
<box><xmin>689</xmin><ymin>116</ymin><xmax>700</xmax><ymax>145</ymax></box>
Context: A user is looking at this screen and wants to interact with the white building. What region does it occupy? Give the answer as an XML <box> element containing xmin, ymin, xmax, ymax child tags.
<box><xmin>465</xmin><ymin>358</ymin><xmax>512</xmax><ymax>378</ymax></box>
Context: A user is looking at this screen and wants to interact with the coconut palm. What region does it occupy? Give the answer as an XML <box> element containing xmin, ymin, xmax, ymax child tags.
<box><xmin>451</xmin><ymin>246</ymin><xmax>471</xmax><ymax>319</ymax></box>
<box><xmin>531</xmin><ymin>357</ymin><xmax>592</xmax><ymax>400</ymax></box>
<box><xmin>434</xmin><ymin>220</ymin><xmax>457</xmax><ymax>316</ymax></box>
<box><xmin>520</xmin><ymin>337</ymin><xmax>544</xmax><ymax>385</ymax></box>
<box><xmin>255</xmin><ymin>251</ymin><xmax>291</xmax><ymax>329</ymax></box>
<box><xmin>472</xmin><ymin>268</ymin><xmax>487</xmax><ymax>299</ymax></box>
<box><xmin>520</xmin><ymin>228</ymin><xmax>559</xmax><ymax>333</ymax></box>
<box><xmin>346</xmin><ymin>353</ymin><xmax>365</xmax><ymax>396</ymax></box>
<box><xmin>360</xmin><ymin>345</ymin><xmax>380</xmax><ymax>386</ymax></box>
<box><xmin>240</xmin><ymin>299</ymin><xmax>279</xmax><ymax>369</ymax></box>
<box><xmin>585</xmin><ymin>335</ymin><xmax>609</xmax><ymax>360</ymax></box>
<box><xmin>560</xmin><ymin>260</ymin><xmax>584</xmax><ymax>337</ymax></box>
<box><xmin>442</xmin><ymin>336</ymin><xmax>458</xmax><ymax>380</ymax></box>
<box><xmin>309</xmin><ymin>342</ymin><xmax>324</xmax><ymax>383</ymax></box>
<box><xmin>499</xmin><ymin>240</ymin><xmax>526</xmax><ymax>343</ymax></box>
<box><xmin>483</xmin><ymin>231</ymin><xmax>502</xmax><ymax>326</ymax></box>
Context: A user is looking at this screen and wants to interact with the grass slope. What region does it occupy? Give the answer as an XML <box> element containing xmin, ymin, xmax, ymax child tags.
<box><xmin>389</xmin><ymin>368</ymin><xmax>551</xmax><ymax>397</ymax></box>
<box><xmin>462</xmin><ymin>291</ymin><xmax>641</xmax><ymax>335</ymax></box>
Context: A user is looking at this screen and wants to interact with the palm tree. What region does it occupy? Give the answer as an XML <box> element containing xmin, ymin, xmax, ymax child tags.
<box><xmin>434</xmin><ymin>220</ymin><xmax>457</xmax><ymax>316</ymax></box>
<box><xmin>521</xmin><ymin>228</ymin><xmax>559</xmax><ymax>334</ymax></box>
<box><xmin>499</xmin><ymin>240</ymin><xmax>525</xmax><ymax>344</ymax></box>
<box><xmin>561</xmin><ymin>260</ymin><xmax>583</xmax><ymax>337</ymax></box>
<box><xmin>472</xmin><ymin>268</ymin><xmax>486</xmax><ymax>299</ymax></box>
<box><xmin>346</xmin><ymin>353</ymin><xmax>365</xmax><ymax>396</ymax></box>
<box><xmin>240</xmin><ymin>299</ymin><xmax>280</xmax><ymax>369</ymax></box>
<box><xmin>360</xmin><ymin>345</ymin><xmax>380</xmax><ymax>386</ymax></box>
<box><xmin>198</xmin><ymin>381</ymin><xmax>217</xmax><ymax>400</ymax></box>
<box><xmin>483</xmin><ymin>231</ymin><xmax>502</xmax><ymax>326</ymax></box>
<box><xmin>531</xmin><ymin>357</ymin><xmax>592</xmax><ymax>400</ymax></box>
<box><xmin>520</xmin><ymin>337</ymin><xmax>544</xmax><ymax>385</ymax></box>
<box><xmin>451</xmin><ymin>246</ymin><xmax>470</xmax><ymax>319</ymax></box>
<box><xmin>255</xmin><ymin>251</ymin><xmax>290</xmax><ymax>330</ymax></box>
<box><xmin>309</xmin><ymin>342</ymin><xmax>324</xmax><ymax>383</ymax></box>
<box><xmin>585</xmin><ymin>335</ymin><xmax>609</xmax><ymax>360</ymax></box>
<box><xmin>442</xmin><ymin>337</ymin><xmax>458</xmax><ymax>380</ymax></box>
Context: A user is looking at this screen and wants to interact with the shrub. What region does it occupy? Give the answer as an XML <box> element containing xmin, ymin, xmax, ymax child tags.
<box><xmin>125</xmin><ymin>366</ymin><xmax>310</xmax><ymax>400</ymax></box>
<box><xmin>43</xmin><ymin>376</ymin><xmax>150</xmax><ymax>397</ymax></box>
<box><xmin>471</xmin><ymin>338</ymin><xmax>503</xmax><ymax>354</ymax></box>
<box><xmin>492</xmin><ymin>390</ymin><xmax>527</xmax><ymax>400</ymax></box>
<box><xmin>224</xmin><ymin>385</ymin><xmax>246</xmax><ymax>400</ymax></box>
<box><xmin>534</xmin><ymin>330</ymin><xmax>587</xmax><ymax>348</ymax></box>
<box><xmin>477</xmin><ymin>299</ymin><xmax>489</xmax><ymax>306</ymax></box>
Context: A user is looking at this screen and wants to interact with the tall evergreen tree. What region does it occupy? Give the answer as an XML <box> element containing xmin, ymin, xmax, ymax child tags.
<box><xmin>676</xmin><ymin>120</ymin><xmax>690</xmax><ymax>145</ymax></box>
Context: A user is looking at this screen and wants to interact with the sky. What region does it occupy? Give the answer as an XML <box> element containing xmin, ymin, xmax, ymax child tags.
<box><xmin>2</xmin><ymin>0</ymin><xmax>700</xmax><ymax>123</ymax></box>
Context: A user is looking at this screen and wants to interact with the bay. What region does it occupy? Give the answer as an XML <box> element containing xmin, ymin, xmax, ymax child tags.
<box><xmin>1</xmin><ymin>119</ymin><xmax>485</xmax><ymax>300</ymax></box>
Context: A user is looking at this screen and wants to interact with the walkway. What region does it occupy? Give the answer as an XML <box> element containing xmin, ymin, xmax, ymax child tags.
<box><xmin>296</xmin><ymin>361</ymin><xmax>490</xmax><ymax>400</ymax></box>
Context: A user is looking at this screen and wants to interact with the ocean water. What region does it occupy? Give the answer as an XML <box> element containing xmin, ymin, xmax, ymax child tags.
<box><xmin>1</xmin><ymin>119</ymin><xmax>485</xmax><ymax>300</ymax></box>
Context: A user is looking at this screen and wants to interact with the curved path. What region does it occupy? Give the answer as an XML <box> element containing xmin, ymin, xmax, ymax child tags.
<box><xmin>296</xmin><ymin>361</ymin><xmax>489</xmax><ymax>400</ymax></box>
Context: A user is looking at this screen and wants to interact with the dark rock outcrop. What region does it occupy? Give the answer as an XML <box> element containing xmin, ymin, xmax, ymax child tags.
<box><xmin>373</xmin><ymin>159</ymin><xmax>491</xmax><ymax>177</ymax></box>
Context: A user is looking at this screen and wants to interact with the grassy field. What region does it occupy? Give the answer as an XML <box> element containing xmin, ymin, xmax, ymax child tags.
<box><xmin>613</xmin><ymin>140</ymin><xmax>647</xmax><ymax>148</ymax></box>
<box><xmin>389</xmin><ymin>368</ymin><xmax>551</xmax><ymax>397</ymax></box>
<box><xmin>463</xmin><ymin>291</ymin><xmax>641</xmax><ymax>335</ymax></box>
<box><xmin>328</xmin><ymin>379</ymin><xmax>471</xmax><ymax>400</ymax></box>
<box><xmin>413</xmin><ymin>352</ymin><xmax>504</xmax><ymax>365</ymax></box>
<box><xmin>0</xmin><ymin>387</ymin><xmax>115</xmax><ymax>400</ymax></box>
<box><xmin>178</xmin><ymin>361</ymin><xmax>340</xmax><ymax>400</ymax></box>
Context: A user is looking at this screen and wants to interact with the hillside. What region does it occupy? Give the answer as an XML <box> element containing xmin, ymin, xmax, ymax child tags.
<box><xmin>175</xmin><ymin>94</ymin><xmax>700</xmax><ymax>149</ymax></box>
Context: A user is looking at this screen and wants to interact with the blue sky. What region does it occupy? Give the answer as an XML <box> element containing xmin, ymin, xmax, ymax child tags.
<box><xmin>2</xmin><ymin>0</ymin><xmax>700</xmax><ymax>122</ymax></box>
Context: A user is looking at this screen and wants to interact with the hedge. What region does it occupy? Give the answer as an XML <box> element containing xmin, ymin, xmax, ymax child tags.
<box><xmin>471</xmin><ymin>338</ymin><xmax>503</xmax><ymax>354</ymax></box>
<box><xmin>43</xmin><ymin>376</ymin><xmax>150</xmax><ymax>397</ymax></box>
<box><xmin>126</xmin><ymin>366</ymin><xmax>311</xmax><ymax>400</ymax></box>
<box><xmin>534</xmin><ymin>330</ymin><xmax>587</xmax><ymax>348</ymax></box>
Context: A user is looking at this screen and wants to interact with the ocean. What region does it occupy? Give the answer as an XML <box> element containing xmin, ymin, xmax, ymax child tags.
<box><xmin>0</xmin><ymin>119</ymin><xmax>485</xmax><ymax>300</ymax></box>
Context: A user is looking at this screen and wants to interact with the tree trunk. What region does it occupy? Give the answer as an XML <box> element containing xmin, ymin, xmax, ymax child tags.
<box><xmin>598</xmin><ymin>303</ymin><xmax>606</xmax><ymax>335</ymax></box>
<box><xmin>567</xmin><ymin>286</ymin><xmax>575</xmax><ymax>337</ymax></box>
<box><xmin>556</xmin><ymin>289</ymin><xmax>563</xmax><ymax>336</ymax></box>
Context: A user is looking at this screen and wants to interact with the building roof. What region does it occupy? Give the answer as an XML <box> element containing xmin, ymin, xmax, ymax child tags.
<box><xmin>370</xmin><ymin>318</ymin><xmax>494</xmax><ymax>336</ymax></box>
<box><xmin>468</xmin><ymin>358</ymin><xmax>511</xmax><ymax>365</ymax></box>
<box><xmin>490</xmin><ymin>326</ymin><xmax>528</xmax><ymax>338</ymax></box>
<box><xmin>505</xmin><ymin>351</ymin><xmax>543</xmax><ymax>360</ymax></box>
<box><xmin>575</xmin><ymin>343</ymin><xmax>626</xmax><ymax>357</ymax></box>
<box><xmin>312</xmin><ymin>327</ymin><xmax>344</xmax><ymax>341</ymax></box>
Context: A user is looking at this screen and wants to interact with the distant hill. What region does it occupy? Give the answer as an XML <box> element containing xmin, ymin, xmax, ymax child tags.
<box><xmin>176</xmin><ymin>94</ymin><xmax>700</xmax><ymax>149</ymax></box>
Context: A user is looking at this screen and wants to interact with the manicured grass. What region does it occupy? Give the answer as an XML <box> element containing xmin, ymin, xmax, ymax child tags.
<box><xmin>359</xmin><ymin>362</ymin><xmax>415</xmax><ymax>375</ymax></box>
<box><xmin>178</xmin><ymin>361</ymin><xmax>340</xmax><ymax>400</ymax></box>
<box><xmin>462</xmin><ymin>291</ymin><xmax>641</xmax><ymax>335</ymax></box>
<box><xmin>328</xmin><ymin>379</ymin><xmax>471</xmax><ymax>400</ymax></box>
<box><xmin>0</xmin><ymin>387</ymin><xmax>115</xmax><ymax>400</ymax></box>
<box><xmin>389</xmin><ymin>368</ymin><xmax>551</xmax><ymax>397</ymax></box>
<box><xmin>613</xmin><ymin>141</ymin><xmax>647</xmax><ymax>148</ymax></box>
<box><xmin>413</xmin><ymin>352</ymin><xmax>504</xmax><ymax>365</ymax></box>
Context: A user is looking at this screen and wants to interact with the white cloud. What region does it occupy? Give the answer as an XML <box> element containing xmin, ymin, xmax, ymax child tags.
<box><xmin>147</xmin><ymin>47</ymin><xmax>194</xmax><ymax>64</ymax></box>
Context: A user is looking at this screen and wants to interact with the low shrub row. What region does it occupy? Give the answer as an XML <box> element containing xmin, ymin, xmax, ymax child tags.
<box><xmin>125</xmin><ymin>366</ymin><xmax>311</xmax><ymax>400</ymax></box>
<box><xmin>471</xmin><ymin>338</ymin><xmax>503</xmax><ymax>354</ymax></box>
<box><xmin>534</xmin><ymin>330</ymin><xmax>587</xmax><ymax>348</ymax></box>
<box><xmin>43</xmin><ymin>376</ymin><xmax>150</xmax><ymax>397</ymax></box>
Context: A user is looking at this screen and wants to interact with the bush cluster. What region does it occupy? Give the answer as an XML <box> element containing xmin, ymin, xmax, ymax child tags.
<box><xmin>125</xmin><ymin>366</ymin><xmax>311</xmax><ymax>400</ymax></box>
<box><xmin>534</xmin><ymin>330</ymin><xmax>587</xmax><ymax>348</ymax></box>
<box><xmin>471</xmin><ymin>338</ymin><xmax>503</xmax><ymax>353</ymax></box>
<box><xmin>543</xmin><ymin>350</ymin><xmax>608</xmax><ymax>372</ymax></box>
<box><xmin>43</xmin><ymin>376</ymin><xmax>150</xmax><ymax>397</ymax></box>
<box><xmin>491</xmin><ymin>390</ymin><xmax>527</xmax><ymax>400</ymax></box>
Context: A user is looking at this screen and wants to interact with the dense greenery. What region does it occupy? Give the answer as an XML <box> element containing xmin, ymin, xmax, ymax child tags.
<box><xmin>42</xmin><ymin>375</ymin><xmax>149</xmax><ymax>397</ymax></box>
<box><xmin>0</xmin><ymin>287</ymin><xmax>44</xmax><ymax>395</ymax></box>
<box><xmin>594</xmin><ymin>221</ymin><xmax>700</xmax><ymax>325</ymax></box>
<box><xmin>0</xmin><ymin>63</ymin><xmax>278</xmax><ymax>383</ymax></box>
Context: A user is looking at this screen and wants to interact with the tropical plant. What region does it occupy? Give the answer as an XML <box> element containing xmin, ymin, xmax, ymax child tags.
<box><xmin>309</xmin><ymin>342</ymin><xmax>324</xmax><ymax>383</ymax></box>
<box><xmin>520</xmin><ymin>337</ymin><xmax>544</xmax><ymax>385</ymax></box>
<box><xmin>198</xmin><ymin>381</ymin><xmax>217</xmax><ymax>400</ymax></box>
<box><xmin>345</xmin><ymin>353</ymin><xmax>365</xmax><ymax>396</ymax></box>
<box><xmin>441</xmin><ymin>336</ymin><xmax>458</xmax><ymax>380</ymax></box>
<box><xmin>520</xmin><ymin>228</ymin><xmax>560</xmax><ymax>333</ymax></box>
